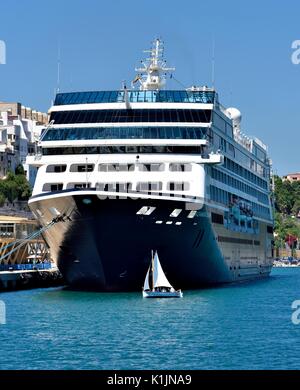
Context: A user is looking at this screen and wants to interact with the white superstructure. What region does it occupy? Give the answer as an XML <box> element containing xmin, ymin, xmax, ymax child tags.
<box><xmin>28</xmin><ymin>39</ymin><xmax>222</xmax><ymax>206</ymax></box>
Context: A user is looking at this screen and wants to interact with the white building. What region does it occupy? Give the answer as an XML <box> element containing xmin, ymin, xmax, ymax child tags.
<box><xmin>0</xmin><ymin>102</ymin><xmax>47</xmax><ymax>186</ymax></box>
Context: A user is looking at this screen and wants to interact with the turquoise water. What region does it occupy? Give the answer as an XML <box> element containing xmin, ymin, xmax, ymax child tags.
<box><xmin>0</xmin><ymin>268</ymin><xmax>300</xmax><ymax>370</ymax></box>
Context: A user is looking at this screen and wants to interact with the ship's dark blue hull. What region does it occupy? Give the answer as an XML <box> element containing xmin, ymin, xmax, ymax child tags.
<box><xmin>29</xmin><ymin>193</ymin><xmax>270</xmax><ymax>291</ymax></box>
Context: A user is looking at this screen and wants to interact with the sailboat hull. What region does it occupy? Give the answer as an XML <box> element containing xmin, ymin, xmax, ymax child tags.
<box><xmin>28</xmin><ymin>192</ymin><xmax>272</xmax><ymax>291</ymax></box>
<box><xmin>143</xmin><ymin>290</ymin><xmax>183</xmax><ymax>298</ymax></box>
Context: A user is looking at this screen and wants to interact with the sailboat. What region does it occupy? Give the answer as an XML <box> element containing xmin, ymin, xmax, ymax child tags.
<box><xmin>142</xmin><ymin>251</ymin><xmax>183</xmax><ymax>298</ymax></box>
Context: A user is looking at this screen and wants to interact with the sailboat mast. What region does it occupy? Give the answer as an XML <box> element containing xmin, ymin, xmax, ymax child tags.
<box><xmin>151</xmin><ymin>250</ymin><xmax>154</xmax><ymax>291</ymax></box>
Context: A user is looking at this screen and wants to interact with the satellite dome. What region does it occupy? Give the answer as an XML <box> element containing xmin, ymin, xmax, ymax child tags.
<box><xmin>226</xmin><ymin>107</ymin><xmax>242</xmax><ymax>126</ymax></box>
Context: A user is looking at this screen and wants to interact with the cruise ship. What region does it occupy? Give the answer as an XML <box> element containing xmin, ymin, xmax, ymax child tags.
<box><xmin>27</xmin><ymin>39</ymin><xmax>274</xmax><ymax>291</ymax></box>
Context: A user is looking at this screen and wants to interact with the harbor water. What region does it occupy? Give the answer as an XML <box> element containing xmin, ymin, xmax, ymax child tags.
<box><xmin>1</xmin><ymin>267</ymin><xmax>300</xmax><ymax>370</ymax></box>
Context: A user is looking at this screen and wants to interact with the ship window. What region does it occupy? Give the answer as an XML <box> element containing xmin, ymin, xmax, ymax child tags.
<box><xmin>52</xmin><ymin>184</ymin><xmax>63</xmax><ymax>191</ymax></box>
<box><xmin>54</xmin><ymin>90</ymin><xmax>215</xmax><ymax>105</ymax></box>
<box><xmin>136</xmin><ymin>182</ymin><xmax>163</xmax><ymax>192</ymax></box>
<box><xmin>213</xmin><ymin>112</ymin><xmax>226</xmax><ymax>133</ymax></box>
<box><xmin>151</xmin><ymin>163</ymin><xmax>164</xmax><ymax>171</ymax></box>
<box><xmin>42</xmin><ymin>183</ymin><xmax>63</xmax><ymax>192</ymax></box>
<box><xmin>70</xmin><ymin>164</ymin><xmax>94</xmax><ymax>172</ymax></box>
<box><xmin>115</xmin><ymin>164</ymin><xmax>135</xmax><ymax>172</ymax></box>
<box><xmin>211</xmin><ymin>213</ymin><xmax>224</xmax><ymax>224</ymax></box>
<box><xmin>167</xmin><ymin>182</ymin><xmax>190</xmax><ymax>191</ymax></box>
<box><xmin>43</xmin><ymin>126</ymin><xmax>209</xmax><ymax>141</ymax></box>
<box><xmin>118</xmin><ymin>164</ymin><xmax>130</xmax><ymax>172</ymax></box>
<box><xmin>50</xmin><ymin>109</ymin><xmax>212</xmax><ymax>124</ymax></box>
<box><xmin>99</xmin><ymin>164</ymin><xmax>112</xmax><ymax>172</ymax></box>
<box><xmin>116</xmin><ymin>183</ymin><xmax>130</xmax><ymax>192</ymax></box>
<box><xmin>138</xmin><ymin>164</ymin><xmax>150</xmax><ymax>171</ymax></box>
<box><xmin>100</xmin><ymin>164</ymin><xmax>117</xmax><ymax>172</ymax></box>
<box><xmin>138</xmin><ymin>163</ymin><xmax>164</xmax><ymax>172</ymax></box>
<box><xmin>96</xmin><ymin>182</ymin><xmax>132</xmax><ymax>192</ymax></box>
<box><xmin>226</xmin><ymin>123</ymin><xmax>233</xmax><ymax>137</ymax></box>
<box><xmin>187</xmin><ymin>211</ymin><xmax>197</xmax><ymax>219</ymax></box>
<box><xmin>67</xmin><ymin>183</ymin><xmax>91</xmax><ymax>189</ymax></box>
<box><xmin>228</xmin><ymin>143</ymin><xmax>235</xmax><ymax>157</ymax></box>
<box><xmin>43</xmin><ymin>145</ymin><xmax>203</xmax><ymax>156</ymax></box>
<box><xmin>169</xmin><ymin>163</ymin><xmax>192</xmax><ymax>172</ymax></box>
<box><xmin>46</xmin><ymin>164</ymin><xmax>67</xmax><ymax>173</ymax></box>
<box><xmin>126</xmin><ymin>146</ymin><xmax>139</xmax><ymax>153</ymax></box>
<box><xmin>98</xmin><ymin>164</ymin><xmax>134</xmax><ymax>172</ymax></box>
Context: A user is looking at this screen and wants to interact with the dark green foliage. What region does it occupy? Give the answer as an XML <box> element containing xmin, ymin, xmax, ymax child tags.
<box><xmin>274</xmin><ymin>176</ymin><xmax>300</xmax><ymax>215</ymax></box>
<box><xmin>0</xmin><ymin>193</ymin><xmax>5</xmax><ymax>207</ymax></box>
<box><xmin>15</xmin><ymin>164</ymin><xmax>25</xmax><ymax>176</ymax></box>
<box><xmin>274</xmin><ymin>176</ymin><xmax>300</xmax><ymax>248</ymax></box>
<box><xmin>0</xmin><ymin>170</ymin><xmax>32</xmax><ymax>203</ymax></box>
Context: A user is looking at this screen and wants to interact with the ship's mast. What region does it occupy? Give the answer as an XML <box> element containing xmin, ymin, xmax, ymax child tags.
<box><xmin>151</xmin><ymin>250</ymin><xmax>154</xmax><ymax>291</ymax></box>
<box><xmin>135</xmin><ymin>38</ymin><xmax>175</xmax><ymax>91</ymax></box>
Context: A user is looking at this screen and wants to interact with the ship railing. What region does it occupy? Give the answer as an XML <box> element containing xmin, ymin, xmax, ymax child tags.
<box><xmin>34</xmin><ymin>153</ymin><xmax>43</xmax><ymax>161</ymax></box>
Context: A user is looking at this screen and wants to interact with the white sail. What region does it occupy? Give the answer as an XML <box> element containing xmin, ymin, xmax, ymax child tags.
<box><xmin>143</xmin><ymin>267</ymin><xmax>150</xmax><ymax>291</ymax></box>
<box><xmin>153</xmin><ymin>252</ymin><xmax>172</xmax><ymax>289</ymax></box>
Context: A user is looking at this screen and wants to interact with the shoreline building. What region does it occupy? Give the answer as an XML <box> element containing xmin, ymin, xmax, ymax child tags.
<box><xmin>0</xmin><ymin>102</ymin><xmax>48</xmax><ymax>186</ymax></box>
<box><xmin>283</xmin><ymin>173</ymin><xmax>300</xmax><ymax>182</ymax></box>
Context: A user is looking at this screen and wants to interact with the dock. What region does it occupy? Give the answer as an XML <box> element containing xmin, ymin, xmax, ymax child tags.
<box><xmin>0</xmin><ymin>264</ymin><xmax>63</xmax><ymax>290</ymax></box>
<box><xmin>0</xmin><ymin>215</ymin><xmax>64</xmax><ymax>291</ymax></box>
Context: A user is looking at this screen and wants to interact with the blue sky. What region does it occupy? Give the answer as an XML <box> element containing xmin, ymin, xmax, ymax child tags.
<box><xmin>0</xmin><ymin>0</ymin><xmax>299</xmax><ymax>175</ymax></box>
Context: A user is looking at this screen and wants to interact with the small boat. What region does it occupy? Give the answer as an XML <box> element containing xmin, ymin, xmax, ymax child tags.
<box><xmin>142</xmin><ymin>251</ymin><xmax>183</xmax><ymax>298</ymax></box>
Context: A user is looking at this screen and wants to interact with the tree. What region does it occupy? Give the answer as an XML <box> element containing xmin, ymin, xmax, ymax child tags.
<box><xmin>15</xmin><ymin>173</ymin><xmax>32</xmax><ymax>200</ymax></box>
<box><xmin>292</xmin><ymin>199</ymin><xmax>300</xmax><ymax>217</ymax></box>
<box><xmin>0</xmin><ymin>170</ymin><xmax>32</xmax><ymax>203</ymax></box>
<box><xmin>273</xmin><ymin>176</ymin><xmax>300</xmax><ymax>252</ymax></box>
<box><xmin>15</xmin><ymin>164</ymin><xmax>25</xmax><ymax>176</ymax></box>
<box><xmin>0</xmin><ymin>193</ymin><xmax>5</xmax><ymax>207</ymax></box>
<box><xmin>274</xmin><ymin>176</ymin><xmax>294</xmax><ymax>214</ymax></box>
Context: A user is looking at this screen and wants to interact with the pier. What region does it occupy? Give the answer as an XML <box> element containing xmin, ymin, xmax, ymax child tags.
<box><xmin>0</xmin><ymin>265</ymin><xmax>63</xmax><ymax>290</ymax></box>
<box><xmin>0</xmin><ymin>215</ymin><xmax>63</xmax><ymax>291</ymax></box>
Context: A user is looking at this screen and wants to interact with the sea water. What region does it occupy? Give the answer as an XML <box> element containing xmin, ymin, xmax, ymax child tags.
<box><xmin>0</xmin><ymin>267</ymin><xmax>300</xmax><ymax>370</ymax></box>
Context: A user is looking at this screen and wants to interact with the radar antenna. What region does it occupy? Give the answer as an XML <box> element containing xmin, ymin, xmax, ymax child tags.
<box><xmin>134</xmin><ymin>38</ymin><xmax>175</xmax><ymax>90</ymax></box>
